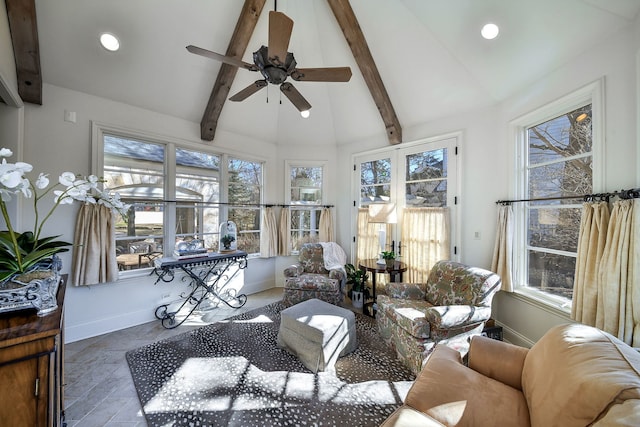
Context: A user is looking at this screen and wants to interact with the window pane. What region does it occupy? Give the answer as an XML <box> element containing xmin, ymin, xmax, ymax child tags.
<box><xmin>228</xmin><ymin>158</ymin><xmax>262</xmax><ymax>205</ymax></box>
<box><xmin>527</xmin><ymin>251</ymin><xmax>575</xmax><ymax>299</ymax></box>
<box><xmin>175</xmin><ymin>148</ymin><xmax>220</xmax><ymax>250</ymax></box>
<box><xmin>528</xmin><ymin>206</ymin><xmax>581</xmax><ymax>252</ymax></box>
<box><xmin>361</xmin><ymin>184</ymin><xmax>391</xmax><ymax>204</ymax></box>
<box><xmin>291</xmin><ymin>166</ymin><xmax>322</xmax><ymax>205</ymax></box>
<box><xmin>406</xmin><ymin>180</ymin><xmax>447</xmax><ymax>207</ymax></box>
<box><xmin>406</xmin><ymin>149</ymin><xmax>447</xmax><ymax>180</ymax></box>
<box><xmin>360</xmin><ymin>158</ymin><xmax>392</xmax><ymax>205</ymax></box>
<box><xmin>528</xmin><ymin>159</ymin><xmax>592</xmax><ymax>200</ymax></box>
<box><xmin>105</xmin><ymin>135</ymin><xmax>165</xmax><ymax>271</ymax></box>
<box><xmin>528</xmin><ymin>105</ymin><xmax>592</xmax><ymax>165</ymax></box>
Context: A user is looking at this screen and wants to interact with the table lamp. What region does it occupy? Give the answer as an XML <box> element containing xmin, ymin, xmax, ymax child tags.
<box><xmin>368</xmin><ymin>203</ymin><xmax>397</xmax><ymax>265</ymax></box>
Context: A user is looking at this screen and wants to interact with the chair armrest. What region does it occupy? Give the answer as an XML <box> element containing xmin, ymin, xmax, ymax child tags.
<box><xmin>328</xmin><ymin>268</ymin><xmax>345</xmax><ymax>282</ymax></box>
<box><xmin>424</xmin><ymin>305</ymin><xmax>491</xmax><ymax>329</ymax></box>
<box><xmin>284</xmin><ymin>265</ymin><xmax>303</xmax><ymax>277</ymax></box>
<box><xmin>467</xmin><ymin>335</ymin><xmax>528</xmax><ymax>391</ymax></box>
<box><xmin>385</xmin><ymin>282</ymin><xmax>426</xmax><ymax>300</ymax></box>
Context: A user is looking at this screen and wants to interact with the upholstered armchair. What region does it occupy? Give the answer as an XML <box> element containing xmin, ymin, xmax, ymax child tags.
<box><xmin>283</xmin><ymin>243</ymin><xmax>346</xmax><ymax>307</ymax></box>
<box><xmin>376</xmin><ymin>260</ymin><xmax>501</xmax><ymax>375</ymax></box>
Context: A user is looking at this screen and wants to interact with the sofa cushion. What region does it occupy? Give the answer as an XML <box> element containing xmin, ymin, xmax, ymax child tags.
<box><xmin>405</xmin><ymin>345</ymin><xmax>530</xmax><ymax>427</ymax></box>
<box><xmin>522</xmin><ymin>323</ymin><xmax>640</xmax><ymax>427</ymax></box>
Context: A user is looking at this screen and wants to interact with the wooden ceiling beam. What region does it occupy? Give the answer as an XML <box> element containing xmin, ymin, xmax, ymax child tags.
<box><xmin>5</xmin><ymin>0</ymin><xmax>42</xmax><ymax>105</ymax></box>
<box><xmin>327</xmin><ymin>0</ymin><xmax>402</xmax><ymax>145</ymax></box>
<box><xmin>199</xmin><ymin>0</ymin><xmax>266</xmax><ymax>141</ymax></box>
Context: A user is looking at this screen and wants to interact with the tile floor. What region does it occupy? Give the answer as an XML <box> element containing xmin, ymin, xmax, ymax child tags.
<box><xmin>62</xmin><ymin>287</ymin><xmax>284</xmax><ymax>427</ymax></box>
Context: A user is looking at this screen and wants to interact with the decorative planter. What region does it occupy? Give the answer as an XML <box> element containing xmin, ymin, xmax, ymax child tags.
<box><xmin>385</xmin><ymin>259</ymin><xmax>395</xmax><ymax>269</ymax></box>
<box><xmin>0</xmin><ymin>256</ymin><xmax>62</xmax><ymax>316</ymax></box>
<box><xmin>351</xmin><ymin>290</ymin><xmax>364</xmax><ymax>309</ymax></box>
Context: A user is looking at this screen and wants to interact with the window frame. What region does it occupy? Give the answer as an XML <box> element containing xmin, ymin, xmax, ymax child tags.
<box><xmin>284</xmin><ymin>160</ymin><xmax>327</xmax><ymax>254</ymax></box>
<box><xmin>509</xmin><ymin>79</ymin><xmax>604</xmax><ymax>312</ymax></box>
<box><xmin>92</xmin><ymin>122</ymin><xmax>266</xmax><ymax>278</ymax></box>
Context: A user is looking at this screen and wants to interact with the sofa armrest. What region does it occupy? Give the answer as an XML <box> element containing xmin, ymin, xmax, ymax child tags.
<box><xmin>467</xmin><ymin>335</ymin><xmax>528</xmax><ymax>391</ymax></box>
<box><xmin>380</xmin><ymin>407</ymin><xmax>446</xmax><ymax>427</ymax></box>
<box><xmin>284</xmin><ymin>265</ymin><xmax>303</xmax><ymax>277</ymax></box>
<box><xmin>328</xmin><ymin>268</ymin><xmax>345</xmax><ymax>282</ymax></box>
<box><xmin>385</xmin><ymin>282</ymin><xmax>426</xmax><ymax>300</ymax></box>
<box><xmin>424</xmin><ymin>305</ymin><xmax>491</xmax><ymax>329</ymax></box>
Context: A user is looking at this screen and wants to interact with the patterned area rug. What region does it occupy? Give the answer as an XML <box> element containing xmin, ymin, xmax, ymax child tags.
<box><xmin>126</xmin><ymin>301</ymin><xmax>415</xmax><ymax>426</ymax></box>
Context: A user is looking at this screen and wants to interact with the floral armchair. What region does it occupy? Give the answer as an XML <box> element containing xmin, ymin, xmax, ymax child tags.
<box><xmin>283</xmin><ymin>243</ymin><xmax>346</xmax><ymax>307</ymax></box>
<box><xmin>376</xmin><ymin>260</ymin><xmax>501</xmax><ymax>375</ymax></box>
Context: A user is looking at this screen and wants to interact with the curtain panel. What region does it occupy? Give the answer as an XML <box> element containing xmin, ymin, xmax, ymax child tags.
<box><xmin>401</xmin><ymin>207</ymin><xmax>450</xmax><ymax>283</ymax></box>
<box><xmin>572</xmin><ymin>199</ymin><xmax>639</xmax><ymax>347</ymax></box>
<box><xmin>278</xmin><ymin>207</ymin><xmax>291</xmax><ymax>256</ymax></box>
<box><xmin>491</xmin><ymin>204</ymin><xmax>515</xmax><ymax>292</ymax></box>
<box><xmin>260</xmin><ymin>206</ymin><xmax>278</xmax><ymax>258</ymax></box>
<box><xmin>71</xmin><ymin>203</ymin><xmax>119</xmax><ymax>286</ymax></box>
<box><xmin>319</xmin><ymin>207</ymin><xmax>334</xmax><ymax>242</ymax></box>
<box><xmin>571</xmin><ymin>202</ymin><xmax>609</xmax><ymax>325</ymax></box>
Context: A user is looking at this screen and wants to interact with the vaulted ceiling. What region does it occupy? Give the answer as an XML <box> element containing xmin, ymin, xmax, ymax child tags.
<box><xmin>6</xmin><ymin>0</ymin><xmax>640</xmax><ymax>146</ymax></box>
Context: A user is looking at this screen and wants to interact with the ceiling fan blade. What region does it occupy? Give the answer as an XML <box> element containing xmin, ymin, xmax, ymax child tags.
<box><xmin>268</xmin><ymin>11</ymin><xmax>294</xmax><ymax>65</ymax></box>
<box><xmin>290</xmin><ymin>67</ymin><xmax>352</xmax><ymax>82</ymax></box>
<box><xmin>186</xmin><ymin>45</ymin><xmax>257</xmax><ymax>71</ymax></box>
<box><xmin>280</xmin><ymin>82</ymin><xmax>311</xmax><ymax>112</ymax></box>
<box><xmin>229</xmin><ymin>80</ymin><xmax>268</xmax><ymax>101</ymax></box>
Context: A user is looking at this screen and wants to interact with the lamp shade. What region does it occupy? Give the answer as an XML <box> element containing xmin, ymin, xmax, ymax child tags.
<box><xmin>368</xmin><ymin>203</ymin><xmax>397</xmax><ymax>224</ymax></box>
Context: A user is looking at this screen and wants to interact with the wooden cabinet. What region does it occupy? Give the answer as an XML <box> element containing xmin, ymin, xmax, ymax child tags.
<box><xmin>0</xmin><ymin>276</ymin><xmax>66</xmax><ymax>426</ymax></box>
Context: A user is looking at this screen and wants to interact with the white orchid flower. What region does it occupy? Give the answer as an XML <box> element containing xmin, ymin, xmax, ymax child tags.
<box><xmin>0</xmin><ymin>169</ymin><xmax>24</xmax><ymax>189</ymax></box>
<box><xmin>59</xmin><ymin>172</ymin><xmax>76</xmax><ymax>186</ymax></box>
<box><xmin>35</xmin><ymin>173</ymin><xmax>50</xmax><ymax>189</ymax></box>
<box><xmin>0</xmin><ymin>148</ymin><xmax>13</xmax><ymax>157</ymax></box>
<box><xmin>53</xmin><ymin>190</ymin><xmax>74</xmax><ymax>204</ymax></box>
<box><xmin>18</xmin><ymin>179</ymin><xmax>32</xmax><ymax>198</ymax></box>
<box><xmin>14</xmin><ymin>162</ymin><xmax>33</xmax><ymax>174</ymax></box>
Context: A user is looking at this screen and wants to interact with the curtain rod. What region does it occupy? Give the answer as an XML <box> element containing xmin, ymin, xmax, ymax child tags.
<box><xmin>496</xmin><ymin>188</ymin><xmax>640</xmax><ymax>205</ymax></box>
<box><xmin>158</xmin><ymin>201</ymin><xmax>334</xmax><ymax>208</ymax></box>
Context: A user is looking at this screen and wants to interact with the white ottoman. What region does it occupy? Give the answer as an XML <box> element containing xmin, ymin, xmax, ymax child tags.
<box><xmin>277</xmin><ymin>298</ymin><xmax>358</xmax><ymax>373</ymax></box>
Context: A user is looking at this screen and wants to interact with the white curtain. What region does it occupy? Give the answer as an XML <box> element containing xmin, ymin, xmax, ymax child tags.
<box><xmin>319</xmin><ymin>207</ymin><xmax>334</xmax><ymax>242</ymax></box>
<box><xmin>260</xmin><ymin>206</ymin><xmax>278</xmax><ymax>258</ymax></box>
<box><xmin>596</xmin><ymin>199</ymin><xmax>637</xmax><ymax>346</ymax></box>
<box><xmin>356</xmin><ymin>208</ymin><xmax>382</xmax><ymax>263</ymax></box>
<box><xmin>571</xmin><ymin>202</ymin><xmax>609</xmax><ymax>325</ymax></box>
<box><xmin>491</xmin><ymin>204</ymin><xmax>515</xmax><ymax>292</ymax></box>
<box><xmin>278</xmin><ymin>207</ymin><xmax>291</xmax><ymax>256</ymax></box>
<box><xmin>71</xmin><ymin>204</ymin><xmax>119</xmax><ymax>286</ymax></box>
<box><xmin>401</xmin><ymin>207</ymin><xmax>450</xmax><ymax>283</ymax></box>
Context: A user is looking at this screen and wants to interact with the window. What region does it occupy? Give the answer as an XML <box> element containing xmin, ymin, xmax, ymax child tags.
<box><xmin>512</xmin><ymin>81</ymin><xmax>602</xmax><ymax>307</ymax></box>
<box><xmin>285</xmin><ymin>162</ymin><xmax>325</xmax><ymax>253</ymax></box>
<box><xmin>94</xmin><ymin>123</ymin><xmax>264</xmax><ymax>273</ymax></box>
<box><xmin>353</xmin><ymin>136</ymin><xmax>458</xmax><ymax>278</ymax></box>
<box><xmin>228</xmin><ymin>157</ymin><xmax>262</xmax><ymax>254</ymax></box>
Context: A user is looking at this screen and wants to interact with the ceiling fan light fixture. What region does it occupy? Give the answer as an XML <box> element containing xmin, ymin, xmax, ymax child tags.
<box><xmin>481</xmin><ymin>23</ymin><xmax>499</xmax><ymax>40</ymax></box>
<box><xmin>99</xmin><ymin>32</ymin><xmax>120</xmax><ymax>51</ymax></box>
<box><xmin>300</xmin><ymin>110</ymin><xmax>310</xmax><ymax>119</ymax></box>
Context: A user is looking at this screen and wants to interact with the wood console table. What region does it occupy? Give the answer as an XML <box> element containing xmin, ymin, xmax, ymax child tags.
<box><xmin>153</xmin><ymin>252</ymin><xmax>248</xmax><ymax>328</ymax></box>
<box><xmin>0</xmin><ymin>274</ymin><xmax>67</xmax><ymax>426</ymax></box>
<box><xmin>358</xmin><ymin>259</ymin><xmax>407</xmax><ymax>317</ymax></box>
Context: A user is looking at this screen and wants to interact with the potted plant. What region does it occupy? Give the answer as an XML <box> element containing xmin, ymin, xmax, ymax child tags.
<box><xmin>220</xmin><ymin>234</ymin><xmax>236</xmax><ymax>250</ymax></box>
<box><xmin>345</xmin><ymin>263</ymin><xmax>369</xmax><ymax>309</ymax></box>
<box><xmin>381</xmin><ymin>251</ymin><xmax>396</xmax><ymax>269</ymax></box>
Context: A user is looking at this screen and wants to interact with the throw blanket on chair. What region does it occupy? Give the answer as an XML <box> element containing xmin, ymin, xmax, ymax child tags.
<box><xmin>320</xmin><ymin>242</ymin><xmax>347</xmax><ymax>290</ymax></box>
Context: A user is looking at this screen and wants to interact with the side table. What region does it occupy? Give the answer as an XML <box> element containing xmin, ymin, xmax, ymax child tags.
<box><xmin>358</xmin><ymin>259</ymin><xmax>407</xmax><ymax>317</ymax></box>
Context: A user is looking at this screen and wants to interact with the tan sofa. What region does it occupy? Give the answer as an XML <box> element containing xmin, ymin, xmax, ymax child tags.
<box><xmin>381</xmin><ymin>323</ymin><xmax>640</xmax><ymax>427</ymax></box>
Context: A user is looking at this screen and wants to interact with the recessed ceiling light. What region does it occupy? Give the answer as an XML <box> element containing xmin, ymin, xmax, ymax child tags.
<box><xmin>99</xmin><ymin>33</ymin><xmax>120</xmax><ymax>52</ymax></box>
<box><xmin>300</xmin><ymin>110</ymin><xmax>310</xmax><ymax>119</ymax></box>
<box><xmin>481</xmin><ymin>23</ymin><xmax>499</xmax><ymax>40</ymax></box>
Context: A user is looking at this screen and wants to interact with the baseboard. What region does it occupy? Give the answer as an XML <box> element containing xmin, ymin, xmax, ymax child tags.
<box><xmin>65</xmin><ymin>308</ymin><xmax>154</xmax><ymax>343</ymax></box>
<box><xmin>495</xmin><ymin>320</ymin><xmax>536</xmax><ymax>348</ymax></box>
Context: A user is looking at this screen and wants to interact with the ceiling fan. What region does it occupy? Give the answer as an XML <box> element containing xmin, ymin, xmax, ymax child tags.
<box><xmin>187</xmin><ymin>10</ymin><xmax>352</xmax><ymax>115</ymax></box>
